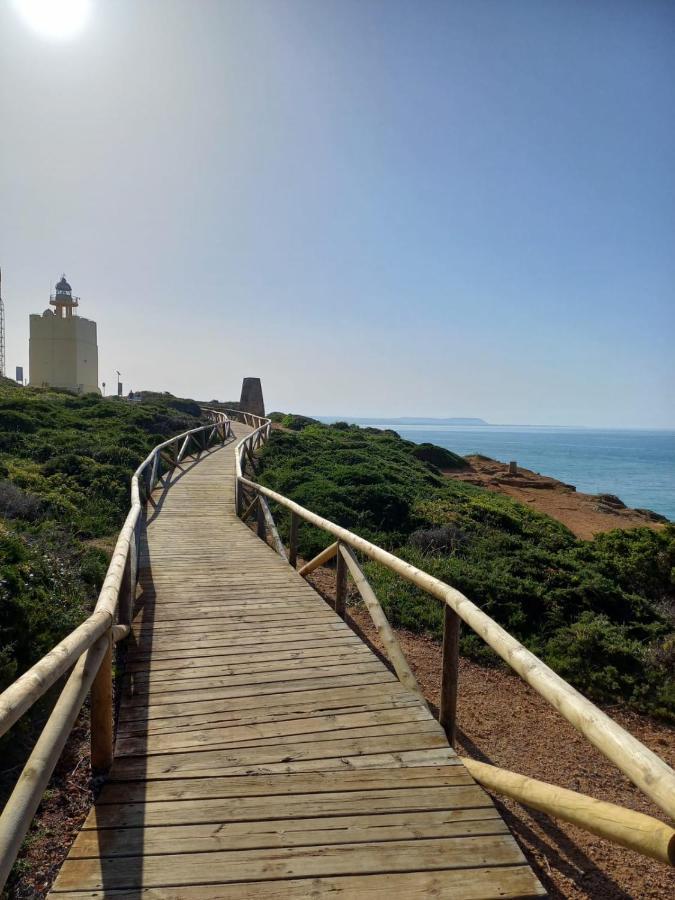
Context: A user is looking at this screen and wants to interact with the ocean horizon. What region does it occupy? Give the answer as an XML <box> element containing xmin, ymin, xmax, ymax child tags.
<box><xmin>315</xmin><ymin>418</ymin><xmax>675</xmax><ymax>522</ymax></box>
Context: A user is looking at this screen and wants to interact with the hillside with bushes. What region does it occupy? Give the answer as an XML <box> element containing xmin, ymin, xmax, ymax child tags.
<box><xmin>2</xmin><ymin>389</ymin><xmax>672</xmax><ymax>723</ymax></box>
<box><xmin>0</xmin><ymin>380</ymin><xmax>203</xmax><ymax>711</ymax></box>
<box><xmin>257</xmin><ymin>418</ymin><xmax>674</xmax><ymax>719</ymax></box>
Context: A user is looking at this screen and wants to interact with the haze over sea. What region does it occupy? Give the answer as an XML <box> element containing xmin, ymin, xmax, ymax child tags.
<box><xmin>316</xmin><ymin>420</ymin><xmax>675</xmax><ymax>522</ymax></box>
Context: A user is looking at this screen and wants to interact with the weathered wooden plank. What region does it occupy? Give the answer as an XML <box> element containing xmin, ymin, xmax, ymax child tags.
<box><xmin>117</xmin><ymin>678</ymin><xmax>410</xmax><ymax>725</ymax></box>
<box><xmin>116</xmin><ymin>695</ymin><xmax>424</xmax><ymax>738</ymax></box>
<box><xmin>131</xmin><ymin>613</ymin><xmax>339</xmax><ymax>637</ymax></box>
<box><xmin>128</xmin><ymin>643</ymin><xmax>374</xmax><ymax>675</ymax></box>
<box><xmin>53</xmin><ymin>835</ymin><xmax>527</xmax><ymax>891</ymax></box>
<box><xmin>119</xmin><ymin>672</ymin><xmax>400</xmax><ymax>721</ymax></box>
<box><xmin>108</xmin><ymin>747</ymin><xmax>460</xmax><ymax>782</ymax></box>
<box><xmin>126</xmin><ymin>660</ymin><xmax>390</xmax><ymax>699</ymax></box>
<box><xmin>126</xmin><ymin>650</ymin><xmax>376</xmax><ymax>686</ymax></box>
<box><xmin>116</xmin><ymin>718</ymin><xmax>443</xmax><ymax>757</ymax></box>
<box><xmin>132</xmin><ymin>600</ymin><xmax>331</xmax><ymax>619</ymax></box>
<box><xmin>131</xmin><ymin>605</ymin><xmax>345</xmax><ymax>625</ymax></box>
<box><xmin>127</xmin><ymin>629</ymin><xmax>362</xmax><ymax>659</ymax></box>
<box><xmin>50</xmin><ymin>866</ymin><xmax>546</xmax><ymax>899</ymax></box>
<box><xmin>116</xmin><ymin>705</ymin><xmax>436</xmax><ymax>755</ymax></box>
<box><xmin>96</xmin><ymin>766</ymin><xmax>469</xmax><ymax>804</ymax></box>
<box><xmin>85</xmin><ymin>784</ymin><xmax>491</xmax><ymax>829</ymax></box>
<box><xmin>112</xmin><ymin>731</ymin><xmax>452</xmax><ymax>780</ymax></box>
<box><xmin>69</xmin><ymin>811</ymin><xmax>508</xmax><ymax>858</ymax></box>
<box><xmin>130</xmin><ymin>621</ymin><xmax>351</xmax><ymax>647</ymax></box>
<box><xmin>124</xmin><ymin>639</ymin><xmax>366</xmax><ymax>673</ymax></box>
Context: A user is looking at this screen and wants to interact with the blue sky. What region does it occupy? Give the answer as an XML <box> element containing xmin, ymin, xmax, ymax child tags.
<box><xmin>1</xmin><ymin>0</ymin><xmax>673</xmax><ymax>425</ymax></box>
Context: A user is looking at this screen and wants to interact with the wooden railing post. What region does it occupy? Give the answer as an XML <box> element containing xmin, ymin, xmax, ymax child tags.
<box><xmin>134</xmin><ymin>513</ymin><xmax>142</xmax><ymax>563</ymax></box>
<box><xmin>288</xmin><ymin>512</ymin><xmax>299</xmax><ymax>568</ymax></box>
<box><xmin>118</xmin><ymin>550</ymin><xmax>134</xmax><ymax>627</ymax></box>
<box><xmin>148</xmin><ymin>452</ymin><xmax>159</xmax><ymax>496</ymax></box>
<box><xmin>440</xmin><ymin>605</ymin><xmax>461</xmax><ymax>747</ymax></box>
<box><xmin>335</xmin><ymin>543</ymin><xmax>348</xmax><ymax>619</ymax></box>
<box><xmin>90</xmin><ymin>629</ymin><xmax>114</xmax><ymax>772</ymax></box>
<box><xmin>256</xmin><ymin>499</ymin><xmax>266</xmax><ymax>540</ymax></box>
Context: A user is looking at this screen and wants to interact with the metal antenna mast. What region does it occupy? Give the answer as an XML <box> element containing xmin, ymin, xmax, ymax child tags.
<box><xmin>0</xmin><ymin>268</ymin><xmax>5</xmax><ymax>378</ymax></box>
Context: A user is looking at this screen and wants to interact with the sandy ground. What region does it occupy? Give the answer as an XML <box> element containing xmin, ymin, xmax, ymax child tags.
<box><xmin>445</xmin><ymin>456</ymin><xmax>668</xmax><ymax>540</ymax></box>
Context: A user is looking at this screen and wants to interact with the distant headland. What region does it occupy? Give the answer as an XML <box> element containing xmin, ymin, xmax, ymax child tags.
<box><xmin>322</xmin><ymin>416</ymin><xmax>490</xmax><ymax>426</ymax></box>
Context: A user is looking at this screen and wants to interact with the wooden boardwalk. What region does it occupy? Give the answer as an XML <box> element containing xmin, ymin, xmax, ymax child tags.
<box><xmin>49</xmin><ymin>424</ymin><xmax>544</xmax><ymax>899</ymax></box>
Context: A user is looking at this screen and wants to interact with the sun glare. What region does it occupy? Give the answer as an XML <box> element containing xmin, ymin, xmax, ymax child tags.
<box><xmin>12</xmin><ymin>0</ymin><xmax>91</xmax><ymax>40</ymax></box>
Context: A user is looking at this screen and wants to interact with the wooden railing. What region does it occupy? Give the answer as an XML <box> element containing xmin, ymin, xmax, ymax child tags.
<box><xmin>0</xmin><ymin>410</ymin><xmax>233</xmax><ymax>889</ymax></box>
<box><xmin>224</xmin><ymin>409</ymin><xmax>675</xmax><ymax>868</ymax></box>
<box><xmin>1</xmin><ymin>405</ymin><xmax>672</xmax><ymax>888</ymax></box>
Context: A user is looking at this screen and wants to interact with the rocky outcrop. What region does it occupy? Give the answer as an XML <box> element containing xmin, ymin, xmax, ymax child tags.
<box><xmin>445</xmin><ymin>455</ymin><xmax>668</xmax><ymax>540</ymax></box>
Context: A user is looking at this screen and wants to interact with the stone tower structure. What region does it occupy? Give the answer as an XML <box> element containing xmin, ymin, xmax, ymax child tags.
<box><xmin>239</xmin><ymin>377</ymin><xmax>265</xmax><ymax>417</ymax></box>
<box><xmin>29</xmin><ymin>275</ymin><xmax>100</xmax><ymax>394</ymax></box>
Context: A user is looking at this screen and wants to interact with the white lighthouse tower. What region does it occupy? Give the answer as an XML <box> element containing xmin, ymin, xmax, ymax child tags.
<box><xmin>29</xmin><ymin>275</ymin><xmax>100</xmax><ymax>394</ymax></box>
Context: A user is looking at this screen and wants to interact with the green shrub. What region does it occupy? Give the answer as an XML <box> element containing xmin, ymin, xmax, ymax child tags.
<box><xmin>281</xmin><ymin>414</ymin><xmax>321</xmax><ymax>431</ymax></box>
<box><xmin>167</xmin><ymin>397</ymin><xmax>201</xmax><ymax>417</ymax></box>
<box><xmin>0</xmin><ymin>525</ymin><xmax>91</xmax><ymax>694</ymax></box>
<box><xmin>412</xmin><ymin>442</ymin><xmax>468</xmax><ymax>470</ymax></box>
<box><xmin>257</xmin><ymin>419</ymin><xmax>674</xmax><ymax>719</ymax></box>
<box><xmin>0</xmin><ymin>383</ymin><xmax>204</xmax><ymax>711</ymax></box>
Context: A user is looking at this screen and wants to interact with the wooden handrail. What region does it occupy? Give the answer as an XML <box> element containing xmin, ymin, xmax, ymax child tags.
<box><xmin>0</xmin><ymin>635</ymin><xmax>109</xmax><ymax>887</ymax></box>
<box><xmin>227</xmin><ymin>410</ymin><xmax>675</xmax><ymax>863</ymax></box>
<box><xmin>239</xmin><ymin>470</ymin><xmax>675</xmax><ymax>823</ymax></box>
<box><xmin>0</xmin><ymin>608</ymin><xmax>111</xmax><ymax>739</ymax></box>
<box><xmin>459</xmin><ymin>758</ymin><xmax>675</xmax><ymax>867</ymax></box>
<box><xmin>0</xmin><ymin>408</ymin><xmax>233</xmax><ymax>890</ymax></box>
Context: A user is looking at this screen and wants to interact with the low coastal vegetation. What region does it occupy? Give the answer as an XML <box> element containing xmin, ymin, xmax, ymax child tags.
<box><xmin>1</xmin><ymin>390</ymin><xmax>672</xmax><ymax>730</ymax></box>
<box><xmin>259</xmin><ymin>416</ymin><xmax>674</xmax><ymax>719</ymax></box>
<box><xmin>0</xmin><ymin>378</ymin><xmax>203</xmax><ymax>737</ymax></box>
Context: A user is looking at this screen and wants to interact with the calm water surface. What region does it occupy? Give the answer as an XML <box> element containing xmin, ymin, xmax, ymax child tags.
<box><xmin>317</xmin><ymin>420</ymin><xmax>675</xmax><ymax>521</ymax></box>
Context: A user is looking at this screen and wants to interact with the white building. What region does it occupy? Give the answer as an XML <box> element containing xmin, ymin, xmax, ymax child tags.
<box><xmin>29</xmin><ymin>275</ymin><xmax>99</xmax><ymax>395</ymax></box>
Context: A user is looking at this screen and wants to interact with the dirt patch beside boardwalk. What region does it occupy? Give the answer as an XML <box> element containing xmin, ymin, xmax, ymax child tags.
<box><xmin>304</xmin><ymin>559</ymin><xmax>675</xmax><ymax>899</ymax></box>
<box><xmin>444</xmin><ymin>455</ymin><xmax>668</xmax><ymax>540</ymax></box>
<box><xmin>346</xmin><ymin>605</ymin><xmax>675</xmax><ymax>900</ymax></box>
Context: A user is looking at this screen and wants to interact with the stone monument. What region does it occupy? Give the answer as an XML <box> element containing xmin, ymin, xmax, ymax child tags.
<box><xmin>239</xmin><ymin>377</ymin><xmax>265</xmax><ymax>417</ymax></box>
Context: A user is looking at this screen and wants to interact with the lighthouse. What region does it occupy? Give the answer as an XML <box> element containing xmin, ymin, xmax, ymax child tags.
<box><xmin>29</xmin><ymin>275</ymin><xmax>100</xmax><ymax>394</ymax></box>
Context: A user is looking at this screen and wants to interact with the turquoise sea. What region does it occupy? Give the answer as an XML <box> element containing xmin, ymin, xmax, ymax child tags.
<box><xmin>316</xmin><ymin>420</ymin><xmax>675</xmax><ymax>522</ymax></box>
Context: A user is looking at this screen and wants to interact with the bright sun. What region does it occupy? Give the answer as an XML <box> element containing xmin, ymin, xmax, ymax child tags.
<box><xmin>12</xmin><ymin>0</ymin><xmax>91</xmax><ymax>40</ymax></box>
